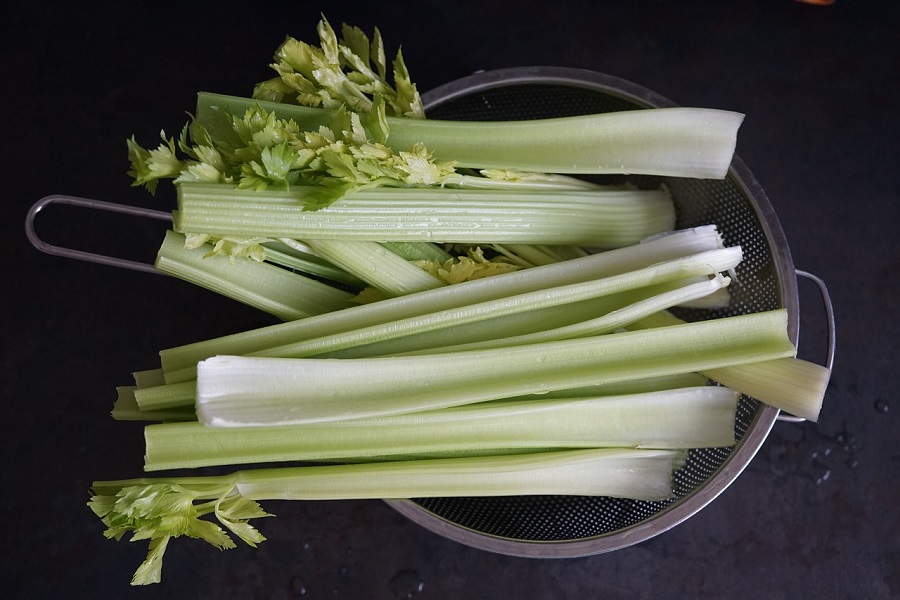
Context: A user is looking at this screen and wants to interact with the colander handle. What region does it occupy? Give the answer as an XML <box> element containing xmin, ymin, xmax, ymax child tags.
<box><xmin>25</xmin><ymin>194</ymin><xmax>172</xmax><ymax>274</ymax></box>
<box><xmin>777</xmin><ymin>269</ymin><xmax>835</xmax><ymax>423</ymax></box>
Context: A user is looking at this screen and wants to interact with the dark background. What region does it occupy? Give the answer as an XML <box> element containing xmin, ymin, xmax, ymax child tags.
<box><xmin>3</xmin><ymin>1</ymin><xmax>898</xmax><ymax>598</ymax></box>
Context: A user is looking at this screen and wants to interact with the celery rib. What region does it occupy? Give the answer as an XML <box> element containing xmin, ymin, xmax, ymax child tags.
<box><xmin>155</xmin><ymin>230</ymin><xmax>354</xmax><ymax>320</ymax></box>
<box><xmin>628</xmin><ymin>310</ymin><xmax>830</xmax><ymax>421</ymax></box>
<box><xmin>303</xmin><ymin>239</ymin><xmax>445</xmax><ymax>297</ymax></box>
<box><xmin>174</xmin><ymin>183</ymin><xmax>676</xmax><ymax>247</ymax></box>
<box><xmin>251</xmin><ymin>247</ymin><xmax>741</xmax><ymax>361</ymax></box>
<box><xmin>197</xmin><ymin>92</ymin><xmax>743</xmax><ymax>179</ymax></box>
<box><xmin>195</xmin><ymin>309</ymin><xmax>796</xmax><ymax>427</ymax></box>
<box><xmin>144</xmin><ymin>386</ymin><xmax>737</xmax><ymax>471</ymax></box>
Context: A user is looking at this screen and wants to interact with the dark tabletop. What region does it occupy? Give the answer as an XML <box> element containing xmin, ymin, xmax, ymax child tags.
<box><xmin>3</xmin><ymin>1</ymin><xmax>898</xmax><ymax>598</ymax></box>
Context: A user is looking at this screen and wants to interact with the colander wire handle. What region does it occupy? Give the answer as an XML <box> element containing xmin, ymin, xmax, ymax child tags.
<box><xmin>25</xmin><ymin>195</ymin><xmax>172</xmax><ymax>274</ymax></box>
<box><xmin>777</xmin><ymin>269</ymin><xmax>836</xmax><ymax>423</ymax></box>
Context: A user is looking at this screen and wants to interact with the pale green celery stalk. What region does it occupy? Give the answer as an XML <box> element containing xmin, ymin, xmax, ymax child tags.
<box><xmin>704</xmin><ymin>358</ymin><xmax>830</xmax><ymax>422</ymax></box>
<box><xmin>144</xmin><ymin>386</ymin><xmax>737</xmax><ymax>471</ymax></box>
<box><xmin>260</xmin><ymin>240</ymin><xmax>365</xmax><ymax>287</ymax></box>
<box><xmin>495</xmin><ymin>244</ymin><xmax>566</xmax><ymax>267</ymax></box>
<box><xmin>155</xmin><ymin>231</ymin><xmax>354</xmax><ymax>321</ymax></box>
<box><xmin>238</xmin><ymin>247</ymin><xmax>742</xmax><ymax>362</ymax></box>
<box><xmin>484</xmin><ymin>245</ymin><xmax>535</xmax><ymax>268</ymax></box>
<box><xmin>303</xmin><ymin>239</ymin><xmax>445</xmax><ymax>297</ymax></box>
<box><xmin>379</xmin><ymin>241</ymin><xmax>453</xmax><ymax>262</ymax></box>
<box><xmin>319</xmin><ymin>295</ymin><xmax>633</xmax><ymax>359</ymax></box>
<box><xmin>238</xmin><ymin>448</ymin><xmax>687</xmax><ymax>500</ymax></box>
<box><xmin>132</xmin><ymin>369</ymin><xmax>166</xmax><ymax>388</ymax></box>
<box><xmin>626</xmin><ymin>310</ymin><xmax>830</xmax><ymax>421</ymax></box>
<box><xmin>195</xmin><ymin>309</ymin><xmax>795</xmax><ymax>427</ymax></box>
<box><xmin>393</xmin><ymin>275</ymin><xmax>731</xmax><ymax>356</ymax></box>
<box><xmin>489</xmin><ymin>244</ymin><xmax>590</xmax><ymax>268</ymax></box>
<box><xmin>128</xmin><ymin>361</ymin><xmax>712</xmax><ymax>416</ymax></box>
<box><xmin>91</xmin><ymin>449</ymin><xmax>683</xmax><ymax>585</ymax></box>
<box><xmin>112</xmin><ymin>387</ymin><xmax>195</xmax><ymax>422</ymax></box>
<box><xmin>159</xmin><ymin>225</ymin><xmax>727</xmax><ymax>381</ymax></box>
<box><xmin>551</xmin><ymin>245</ymin><xmax>592</xmax><ymax>260</ymax></box>
<box><xmin>134</xmin><ymin>381</ymin><xmax>196</xmax><ymax>411</ymax></box>
<box><xmin>195</xmin><ymin>92</ymin><xmax>743</xmax><ymax>178</ymax></box>
<box><xmin>173</xmin><ymin>183</ymin><xmax>676</xmax><ymax>247</ymax></box>
<box><xmin>435</xmin><ymin>172</ymin><xmax>605</xmax><ymax>191</ymax></box>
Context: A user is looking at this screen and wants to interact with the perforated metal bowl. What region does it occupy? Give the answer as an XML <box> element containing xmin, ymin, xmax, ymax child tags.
<box><xmin>385</xmin><ymin>67</ymin><xmax>799</xmax><ymax>557</ymax></box>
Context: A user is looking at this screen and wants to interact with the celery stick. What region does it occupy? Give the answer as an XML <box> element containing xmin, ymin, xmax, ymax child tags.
<box><xmin>628</xmin><ymin>310</ymin><xmax>830</xmax><ymax>421</ymax></box>
<box><xmin>243</xmin><ymin>248</ymin><xmax>742</xmax><ymax>361</ymax></box>
<box><xmin>173</xmin><ymin>182</ymin><xmax>676</xmax><ymax>247</ymax></box>
<box><xmin>704</xmin><ymin>358</ymin><xmax>830</xmax><ymax>422</ymax></box>
<box><xmin>159</xmin><ymin>226</ymin><xmax>727</xmax><ymax>380</ymax></box>
<box><xmin>132</xmin><ymin>369</ymin><xmax>166</xmax><ymax>388</ymax></box>
<box><xmin>155</xmin><ymin>230</ymin><xmax>354</xmax><ymax>320</ymax></box>
<box><xmin>91</xmin><ymin>448</ymin><xmax>684</xmax><ymax>584</ymax></box>
<box><xmin>390</xmin><ymin>275</ymin><xmax>730</xmax><ymax>356</ymax></box>
<box><xmin>144</xmin><ymin>386</ymin><xmax>737</xmax><ymax>471</ymax></box>
<box><xmin>260</xmin><ymin>240</ymin><xmax>365</xmax><ymax>287</ymax></box>
<box><xmin>304</xmin><ymin>239</ymin><xmax>445</xmax><ymax>297</ymax></box>
<box><xmin>379</xmin><ymin>241</ymin><xmax>454</xmax><ymax>262</ymax></box>
<box><xmin>134</xmin><ymin>381</ymin><xmax>196</xmax><ymax>411</ymax></box>
<box><xmin>196</xmin><ymin>92</ymin><xmax>743</xmax><ymax>179</ymax></box>
<box><xmin>112</xmin><ymin>387</ymin><xmax>195</xmax><ymax>422</ymax></box>
<box><xmin>195</xmin><ymin>309</ymin><xmax>796</xmax><ymax>427</ymax></box>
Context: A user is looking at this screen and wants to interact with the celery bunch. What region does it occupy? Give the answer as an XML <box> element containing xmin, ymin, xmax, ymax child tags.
<box><xmin>81</xmin><ymin>15</ymin><xmax>834</xmax><ymax>588</ymax></box>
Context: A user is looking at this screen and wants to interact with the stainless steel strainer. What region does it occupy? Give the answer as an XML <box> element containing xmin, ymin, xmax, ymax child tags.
<box><xmin>384</xmin><ymin>66</ymin><xmax>807</xmax><ymax>557</ymax></box>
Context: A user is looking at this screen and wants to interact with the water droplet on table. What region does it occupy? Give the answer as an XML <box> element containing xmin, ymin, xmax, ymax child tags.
<box><xmin>290</xmin><ymin>575</ymin><xmax>307</xmax><ymax>597</ymax></box>
<box><xmin>388</xmin><ymin>569</ymin><xmax>425</xmax><ymax>598</ymax></box>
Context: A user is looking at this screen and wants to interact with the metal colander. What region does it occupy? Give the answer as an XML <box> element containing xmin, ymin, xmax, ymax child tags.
<box><xmin>385</xmin><ymin>67</ymin><xmax>799</xmax><ymax>557</ymax></box>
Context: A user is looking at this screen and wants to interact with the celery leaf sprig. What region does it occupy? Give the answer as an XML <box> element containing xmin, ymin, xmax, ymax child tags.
<box><xmin>127</xmin><ymin>102</ymin><xmax>455</xmax><ymax>204</ymax></box>
<box><xmin>252</xmin><ymin>16</ymin><xmax>425</xmax><ymax>119</ymax></box>
<box><xmin>89</xmin><ymin>480</ymin><xmax>271</xmax><ymax>586</ymax></box>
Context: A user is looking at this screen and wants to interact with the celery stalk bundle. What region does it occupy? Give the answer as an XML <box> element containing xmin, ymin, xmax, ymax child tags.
<box><xmin>83</xmin><ymin>15</ymin><xmax>834</xmax><ymax>588</ymax></box>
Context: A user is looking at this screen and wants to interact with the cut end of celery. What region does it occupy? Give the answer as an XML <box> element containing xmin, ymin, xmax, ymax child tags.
<box><xmin>704</xmin><ymin>357</ymin><xmax>831</xmax><ymax>422</ymax></box>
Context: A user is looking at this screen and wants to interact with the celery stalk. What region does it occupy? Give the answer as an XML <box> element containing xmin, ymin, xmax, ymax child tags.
<box><xmin>317</xmin><ymin>278</ymin><xmax>719</xmax><ymax>359</ymax></box>
<box><xmin>196</xmin><ymin>92</ymin><xmax>743</xmax><ymax>179</ymax></box>
<box><xmin>628</xmin><ymin>310</ymin><xmax>830</xmax><ymax>421</ymax></box>
<box><xmin>259</xmin><ymin>240</ymin><xmax>366</xmax><ymax>287</ymax></box>
<box><xmin>195</xmin><ymin>309</ymin><xmax>796</xmax><ymax>426</ymax></box>
<box><xmin>91</xmin><ymin>448</ymin><xmax>684</xmax><ymax>584</ymax></box>
<box><xmin>705</xmin><ymin>358</ymin><xmax>830</xmax><ymax>422</ymax></box>
<box><xmin>158</xmin><ymin>226</ymin><xmax>727</xmax><ymax>380</ymax></box>
<box><xmin>304</xmin><ymin>239</ymin><xmax>445</xmax><ymax>296</ymax></box>
<box><xmin>134</xmin><ymin>381</ymin><xmax>195</xmax><ymax>411</ymax></box>
<box><xmin>111</xmin><ymin>387</ymin><xmax>195</xmax><ymax>422</ymax></box>
<box><xmin>155</xmin><ymin>230</ymin><xmax>354</xmax><ymax>320</ymax></box>
<box><xmin>391</xmin><ymin>275</ymin><xmax>731</xmax><ymax>356</ymax></box>
<box><xmin>173</xmin><ymin>182</ymin><xmax>676</xmax><ymax>247</ymax></box>
<box><xmin>378</xmin><ymin>241</ymin><xmax>454</xmax><ymax>262</ymax></box>
<box><xmin>246</xmin><ymin>247</ymin><xmax>741</xmax><ymax>362</ymax></box>
<box><xmin>144</xmin><ymin>386</ymin><xmax>737</xmax><ymax>471</ymax></box>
